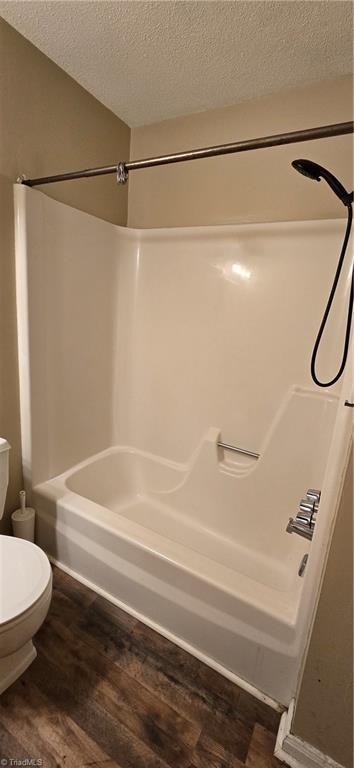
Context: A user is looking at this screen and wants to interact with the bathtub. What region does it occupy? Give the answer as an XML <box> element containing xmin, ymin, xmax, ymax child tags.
<box><xmin>15</xmin><ymin>186</ymin><xmax>352</xmax><ymax>709</ymax></box>
<box><xmin>34</xmin><ymin>386</ymin><xmax>338</xmax><ymax>706</ymax></box>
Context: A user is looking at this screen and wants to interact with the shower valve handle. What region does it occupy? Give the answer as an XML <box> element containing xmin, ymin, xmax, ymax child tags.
<box><xmin>299</xmin><ymin>489</ymin><xmax>321</xmax><ymax>522</ymax></box>
<box><xmin>286</xmin><ymin>488</ymin><xmax>321</xmax><ymax>540</ymax></box>
<box><xmin>306</xmin><ymin>489</ymin><xmax>321</xmax><ymax>505</ymax></box>
<box><xmin>298</xmin><ymin>500</ymin><xmax>315</xmax><ymax>526</ymax></box>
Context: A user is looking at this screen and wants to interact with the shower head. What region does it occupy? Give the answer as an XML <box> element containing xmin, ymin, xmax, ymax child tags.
<box><xmin>292</xmin><ymin>159</ymin><xmax>353</xmax><ymax>207</ymax></box>
<box><xmin>292</xmin><ymin>158</ymin><xmax>354</xmax><ymax>389</ymax></box>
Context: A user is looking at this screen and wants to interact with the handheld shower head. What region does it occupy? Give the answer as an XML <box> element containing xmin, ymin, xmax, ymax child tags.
<box><xmin>291</xmin><ymin>158</ymin><xmax>353</xmax><ymax>388</ymax></box>
<box><xmin>292</xmin><ymin>159</ymin><xmax>353</xmax><ymax>206</ymax></box>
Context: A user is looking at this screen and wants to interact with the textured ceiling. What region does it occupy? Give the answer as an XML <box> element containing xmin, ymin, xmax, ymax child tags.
<box><xmin>0</xmin><ymin>0</ymin><xmax>352</xmax><ymax>127</ymax></box>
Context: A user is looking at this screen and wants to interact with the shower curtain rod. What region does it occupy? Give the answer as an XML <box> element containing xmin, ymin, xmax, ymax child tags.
<box><xmin>18</xmin><ymin>120</ymin><xmax>354</xmax><ymax>187</ymax></box>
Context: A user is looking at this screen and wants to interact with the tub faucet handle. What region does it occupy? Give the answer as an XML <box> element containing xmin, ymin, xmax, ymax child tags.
<box><xmin>286</xmin><ymin>488</ymin><xmax>321</xmax><ymax>541</ymax></box>
<box><xmin>299</xmin><ymin>497</ymin><xmax>315</xmax><ymax>518</ymax></box>
<box><xmin>306</xmin><ymin>489</ymin><xmax>321</xmax><ymax>505</ymax></box>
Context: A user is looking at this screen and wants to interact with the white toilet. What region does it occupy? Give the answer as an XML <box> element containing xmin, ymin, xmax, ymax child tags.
<box><xmin>0</xmin><ymin>438</ymin><xmax>52</xmax><ymax>694</ymax></box>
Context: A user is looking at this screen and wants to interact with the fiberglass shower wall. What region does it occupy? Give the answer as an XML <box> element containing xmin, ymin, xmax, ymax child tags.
<box><xmin>15</xmin><ymin>186</ymin><xmax>119</xmax><ymax>486</ymax></box>
<box><xmin>15</xmin><ymin>184</ymin><xmax>347</xmax><ymax>487</ymax></box>
<box><xmin>112</xmin><ymin>221</ymin><xmax>345</xmax><ymax>462</ymax></box>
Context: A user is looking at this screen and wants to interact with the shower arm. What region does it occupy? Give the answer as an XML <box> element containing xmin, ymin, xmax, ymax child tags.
<box><xmin>17</xmin><ymin>121</ymin><xmax>354</xmax><ymax>188</ymax></box>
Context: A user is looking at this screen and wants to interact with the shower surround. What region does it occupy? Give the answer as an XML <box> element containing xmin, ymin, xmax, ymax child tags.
<box><xmin>14</xmin><ymin>185</ymin><xmax>352</xmax><ymax>706</ymax></box>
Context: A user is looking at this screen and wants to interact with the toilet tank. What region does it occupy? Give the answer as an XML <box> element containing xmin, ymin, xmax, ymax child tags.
<box><xmin>0</xmin><ymin>439</ymin><xmax>10</xmax><ymax>520</ymax></box>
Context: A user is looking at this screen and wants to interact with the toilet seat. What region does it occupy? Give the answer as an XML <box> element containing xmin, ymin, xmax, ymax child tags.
<box><xmin>0</xmin><ymin>535</ymin><xmax>52</xmax><ymax>625</ymax></box>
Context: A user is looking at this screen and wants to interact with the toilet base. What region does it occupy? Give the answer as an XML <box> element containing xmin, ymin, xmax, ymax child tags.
<box><xmin>0</xmin><ymin>640</ymin><xmax>37</xmax><ymax>694</ymax></box>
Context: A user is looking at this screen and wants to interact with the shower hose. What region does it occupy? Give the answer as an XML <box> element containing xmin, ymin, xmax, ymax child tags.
<box><xmin>311</xmin><ymin>201</ymin><xmax>353</xmax><ymax>387</ymax></box>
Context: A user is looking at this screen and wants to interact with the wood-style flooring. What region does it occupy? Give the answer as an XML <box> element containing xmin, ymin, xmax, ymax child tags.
<box><xmin>0</xmin><ymin>567</ymin><xmax>284</xmax><ymax>767</ymax></box>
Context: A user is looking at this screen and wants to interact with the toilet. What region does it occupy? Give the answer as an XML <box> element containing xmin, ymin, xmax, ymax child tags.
<box><xmin>0</xmin><ymin>438</ymin><xmax>52</xmax><ymax>694</ymax></box>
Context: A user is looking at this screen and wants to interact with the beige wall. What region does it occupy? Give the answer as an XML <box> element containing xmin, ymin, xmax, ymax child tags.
<box><xmin>0</xmin><ymin>19</ymin><xmax>130</xmax><ymax>527</ymax></box>
<box><xmin>128</xmin><ymin>76</ymin><xmax>353</xmax><ymax>228</ymax></box>
<box><xmin>293</xmin><ymin>445</ymin><xmax>353</xmax><ymax>768</ymax></box>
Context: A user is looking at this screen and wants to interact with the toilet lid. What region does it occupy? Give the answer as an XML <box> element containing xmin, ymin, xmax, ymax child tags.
<box><xmin>0</xmin><ymin>535</ymin><xmax>51</xmax><ymax>625</ymax></box>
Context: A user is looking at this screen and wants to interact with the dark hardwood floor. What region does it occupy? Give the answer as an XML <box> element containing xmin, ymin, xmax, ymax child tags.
<box><xmin>0</xmin><ymin>567</ymin><xmax>284</xmax><ymax>767</ymax></box>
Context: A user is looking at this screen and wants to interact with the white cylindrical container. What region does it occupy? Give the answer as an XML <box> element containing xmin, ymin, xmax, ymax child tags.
<box><xmin>11</xmin><ymin>490</ymin><xmax>35</xmax><ymax>542</ymax></box>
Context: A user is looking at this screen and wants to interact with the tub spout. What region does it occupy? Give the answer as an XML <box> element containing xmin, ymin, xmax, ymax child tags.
<box><xmin>286</xmin><ymin>517</ymin><xmax>314</xmax><ymax>540</ymax></box>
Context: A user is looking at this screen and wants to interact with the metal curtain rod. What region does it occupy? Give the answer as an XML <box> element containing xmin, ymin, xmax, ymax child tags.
<box><xmin>18</xmin><ymin>121</ymin><xmax>354</xmax><ymax>188</ymax></box>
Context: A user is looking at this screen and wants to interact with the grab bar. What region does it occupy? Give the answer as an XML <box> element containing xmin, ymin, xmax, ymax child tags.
<box><xmin>217</xmin><ymin>441</ymin><xmax>260</xmax><ymax>459</ymax></box>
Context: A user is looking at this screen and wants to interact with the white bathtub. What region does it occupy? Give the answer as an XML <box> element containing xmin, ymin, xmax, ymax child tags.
<box><xmin>33</xmin><ymin>386</ymin><xmax>338</xmax><ymax>706</ymax></box>
<box><xmin>15</xmin><ymin>186</ymin><xmax>352</xmax><ymax>709</ymax></box>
